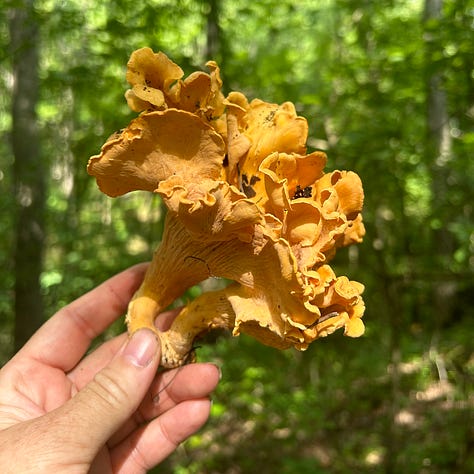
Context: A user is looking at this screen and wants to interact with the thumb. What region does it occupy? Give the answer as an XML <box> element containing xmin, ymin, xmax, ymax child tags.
<box><xmin>56</xmin><ymin>329</ymin><xmax>160</xmax><ymax>459</ymax></box>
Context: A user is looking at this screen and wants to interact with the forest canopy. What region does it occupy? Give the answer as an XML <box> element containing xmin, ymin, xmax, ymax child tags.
<box><xmin>1</xmin><ymin>1</ymin><xmax>473</xmax><ymax>473</ymax></box>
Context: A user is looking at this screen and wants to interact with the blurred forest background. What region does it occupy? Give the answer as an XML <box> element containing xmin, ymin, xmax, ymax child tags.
<box><xmin>1</xmin><ymin>0</ymin><xmax>473</xmax><ymax>472</ymax></box>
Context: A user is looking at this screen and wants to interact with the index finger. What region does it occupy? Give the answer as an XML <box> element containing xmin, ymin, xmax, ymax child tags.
<box><xmin>17</xmin><ymin>263</ymin><xmax>148</xmax><ymax>371</ymax></box>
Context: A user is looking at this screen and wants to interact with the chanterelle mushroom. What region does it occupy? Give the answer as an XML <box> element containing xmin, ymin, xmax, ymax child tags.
<box><xmin>88</xmin><ymin>48</ymin><xmax>366</xmax><ymax>368</ymax></box>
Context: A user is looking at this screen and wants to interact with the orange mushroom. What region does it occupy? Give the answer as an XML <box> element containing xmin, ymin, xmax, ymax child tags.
<box><xmin>88</xmin><ymin>48</ymin><xmax>366</xmax><ymax>368</ymax></box>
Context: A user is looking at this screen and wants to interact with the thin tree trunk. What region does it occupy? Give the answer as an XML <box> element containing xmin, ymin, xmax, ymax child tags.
<box><xmin>9</xmin><ymin>0</ymin><xmax>45</xmax><ymax>352</ymax></box>
<box><xmin>424</xmin><ymin>0</ymin><xmax>453</xmax><ymax>253</ymax></box>
<box><xmin>423</xmin><ymin>0</ymin><xmax>456</xmax><ymax>386</ymax></box>
<box><xmin>205</xmin><ymin>0</ymin><xmax>221</xmax><ymax>61</ymax></box>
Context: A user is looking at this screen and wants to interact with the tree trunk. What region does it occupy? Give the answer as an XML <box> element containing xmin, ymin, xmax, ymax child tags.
<box><xmin>423</xmin><ymin>0</ymin><xmax>456</xmax><ymax>384</ymax></box>
<box><xmin>9</xmin><ymin>0</ymin><xmax>45</xmax><ymax>352</ymax></box>
<box><xmin>205</xmin><ymin>0</ymin><xmax>221</xmax><ymax>61</ymax></box>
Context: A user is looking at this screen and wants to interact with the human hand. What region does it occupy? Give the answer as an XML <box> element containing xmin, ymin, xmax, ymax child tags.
<box><xmin>0</xmin><ymin>264</ymin><xmax>220</xmax><ymax>473</ymax></box>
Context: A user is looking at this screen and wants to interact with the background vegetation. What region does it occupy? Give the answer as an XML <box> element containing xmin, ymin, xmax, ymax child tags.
<box><xmin>1</xmin><ymin>0</ymin><xmax>473</xmax><ymax>472</ymax></box>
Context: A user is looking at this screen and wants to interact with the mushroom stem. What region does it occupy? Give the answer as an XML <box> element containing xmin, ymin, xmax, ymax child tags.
<box><xmin>126</xmin><ymin>214</ymin><xmax>212</xmax><ymax>334</ymax></box>
<box><xmin>126</xmin><ymin>212</ymin><xmax>260</xmax><ymax>335</ymax></box>
<box><xmin>159</xmin><ymin>288</ymin><xmax>235</xmax><ymax>368</ymax></box>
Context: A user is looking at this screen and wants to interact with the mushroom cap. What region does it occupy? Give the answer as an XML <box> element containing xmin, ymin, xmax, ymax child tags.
<box><xmin>224</xmin><ymin>97</ymin><xmax>310</xmax><ymax>200</ymax></box>
<box><xmin>124</xmin><ymin>47</ymin><xmax>226</xmax><ymax>135</ymax></box>
<box><xmin>158</xmin><ymin>179</ymin><xmax>263</xmax><ymax>242</ymax></box>
<box><xmin>87</xmin><ymin>109</ymin><xmax>225</xmax><ymax>197</ymax></box>
<box><xmin>125</xmin><ymin>47</ymin><xmax>184</xmax><ymax>111</ymax></box>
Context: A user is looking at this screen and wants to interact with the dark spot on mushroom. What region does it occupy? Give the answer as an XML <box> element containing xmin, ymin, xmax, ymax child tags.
<box><xmin>308</xmin><ymin>310</ymin><xmax>340</xmax><ymax>329</ymax></box>
<box><xmin>250</xmin><ymin>175</ymin><xmax>261</xmax><ymax>186</ymax></box>
<box><xmin>317</xmin><ymin>311</ymin><xmax>340</xmax><ymax>324</ymax></box>
<box><xmin>240</xmin><ymin>174</ymin><xmax>261</xmax><ymax>198</ymax></box>
<box><xmin>265</xmin><ymin>110</ymin><xmax>276</xmax><ymax>122</ymax></box>
<box><xmin>292</xmin><ymin>185</ymin><xmax>312</xmax><ymax>199</ymax></box>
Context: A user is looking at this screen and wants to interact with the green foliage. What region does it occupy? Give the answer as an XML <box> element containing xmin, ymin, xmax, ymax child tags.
<box><xmin>158</xmin><ymin>322</ymin><xmax>473</xmax><ymax>473</ymax></box>
<box><xmin>1</xmin><ymin>0</ymin><xmax>473</xmax><ymax>472</ymax></box>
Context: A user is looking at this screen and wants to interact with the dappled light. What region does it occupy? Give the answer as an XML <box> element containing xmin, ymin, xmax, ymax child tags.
<box><xmin>2</xmin><ymin>1</ymin><xmax>473</xmax><ymax>473</ymax></box>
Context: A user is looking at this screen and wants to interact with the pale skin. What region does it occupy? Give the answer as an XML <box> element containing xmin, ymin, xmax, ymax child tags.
<box><xmin>0</xmin><ymin>263</ymin><xmax>220</xmax><ymax>473</ymax></box>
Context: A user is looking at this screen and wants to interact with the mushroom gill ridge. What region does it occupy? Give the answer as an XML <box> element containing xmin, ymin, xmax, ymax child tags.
<box><xmin>88</xmin><ymin>48</ymin><xmax>366</xmax><ymax>367</ymax></box>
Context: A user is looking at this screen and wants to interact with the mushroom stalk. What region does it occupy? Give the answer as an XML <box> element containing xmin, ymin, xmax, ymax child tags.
<box><xmin>159</xmin><ymin>289</ymin><xmax>235</xmax><ymax>368</ymax></box>
<box><xmin>126</xmin><ymin>214</ymin><xmax>209</xmax><ymax>333</ymax></box>
<box><xmin>126</xmin><ymin>212</ymin><xmax>260</xmax><ymax>334</ymax></box>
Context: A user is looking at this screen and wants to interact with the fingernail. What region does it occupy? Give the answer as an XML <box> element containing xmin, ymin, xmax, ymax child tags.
<box><xmin>123</xmin><ymin>329</ymin><xmax>159</xmax><ymax>368</ymax></box>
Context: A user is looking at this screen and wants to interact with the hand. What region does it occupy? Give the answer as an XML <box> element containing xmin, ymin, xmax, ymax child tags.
<box><xmin>0</xmin><ymin>264</ymin><xmax>220</xmax><ymax>473</ymax></box>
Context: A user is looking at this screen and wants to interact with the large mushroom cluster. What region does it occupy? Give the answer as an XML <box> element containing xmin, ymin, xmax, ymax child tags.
<box><xmin>88</xmin><ymin>48</ymin><xmax>366</xmax><ymax>368</ymax></box>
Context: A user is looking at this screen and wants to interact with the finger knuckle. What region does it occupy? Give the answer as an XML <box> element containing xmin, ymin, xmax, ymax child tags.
<box><xmin>89</xmin><ymin>368</ymin><xmax>129</xmax><ymax>410</ymax></box>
